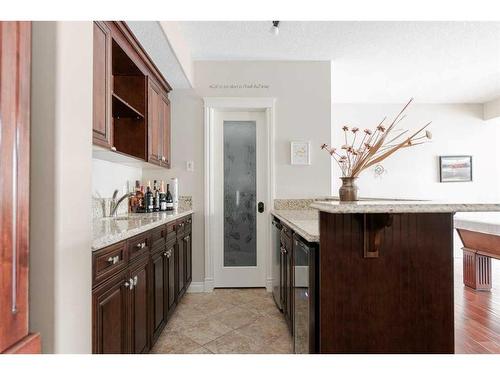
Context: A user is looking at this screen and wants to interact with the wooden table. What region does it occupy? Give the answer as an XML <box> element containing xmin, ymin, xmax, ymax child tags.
<box><xmin>455</xmin><ymin>212</ymin><xmax>500</xmax><ymax>291</ymax></box>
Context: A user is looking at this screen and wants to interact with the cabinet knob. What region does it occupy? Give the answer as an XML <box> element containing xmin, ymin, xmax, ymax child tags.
<box><xmin>133</xmin><ymin>276</ymin><xmax>138</xmax><ymax>286</ymax></box>
<box><xmin>107</xmin><ymin>256</ymin><xmax>119</xmax><ymax>264</ymax></box>
<box><xmin>111</xmin><ymin>146</ymin><xmax>117</xmax><ymax>151</ymax></box>
<box><xmin>161</xmin><ymin>156</ymin><xmax>166</xmax><ymax>162</ymax></box>
<box><xmin>163</xmin><ymin>251</ymin><xmax>168</xmax><ymax>257</ymax></box>
<box><xmin>136</xmin><ymin>242</ymin><xmax>146</xmax><ymax>249</ymax></box>
<box><xmin>124</xmin><ymin>279</ymin><xmax>134</xmax><ymax>290</ymax></box>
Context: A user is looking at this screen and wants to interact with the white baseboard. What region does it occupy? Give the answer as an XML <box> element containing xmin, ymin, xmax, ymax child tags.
<box><xmin>204</xmin><ymin>277</ymin><xmax>215</xmax><ymax>292</ymax></box>
<box><xmin>187</xmin><ymin>282</ymin><xmax>205</xmax><ymax>293</ymax></box>
<box><xmin>266</xmin><ymin>277</ymin><xmax>273</xmax><ymax>292</ymax></box>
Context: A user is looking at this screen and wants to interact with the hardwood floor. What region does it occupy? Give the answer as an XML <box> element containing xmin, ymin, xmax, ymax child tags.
<box><xmin>455</xmin><ymin>257</ymin><xmax>500</xmax><ymax>353</ymax></box>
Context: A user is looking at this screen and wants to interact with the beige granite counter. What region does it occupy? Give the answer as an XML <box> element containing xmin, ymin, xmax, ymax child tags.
<box><xmin>92</xmin><ymin>209</ymin><xmax>194</xmax><ymax>251</ymax></box>
<box><xmin>311</xmin><ymin>200</ymin><xmax>500</xmax><ymax>214</ymax></box>
<box><xmin>271</xmin><ymin>209</ymin><xmax>319</xmax><ymax>243</ymax></box>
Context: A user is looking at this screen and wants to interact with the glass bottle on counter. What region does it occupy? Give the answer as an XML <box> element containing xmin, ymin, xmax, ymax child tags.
<box><xmin>145</xmin><ymin>181</ymin><xmax>154</xmax><ymax>213</ymax></box>
<box><xmin>166</xmin><ymin>184</ymin><xmax>174</xmax><ymax>211</ymax></box>
<box><xmin>153</xmin><ymin>180</ymin><xmax>160</xmax><ymax>212</ymax></box>
<box><xmin>160</xmin><ymin>181</ymin><xmax>167</xmax><ymax>211</ymax></box>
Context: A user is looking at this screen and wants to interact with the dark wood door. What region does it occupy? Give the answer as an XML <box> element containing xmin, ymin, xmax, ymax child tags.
<box><xmin>129</xmin><ymin>258</ymin><xmax>149</xmax><ymax>354</ymax></box>
<box><xmin>150</xmin><ymin>250</ymin><xmax>167</xmax><ymax>344</ymax></box>
<box><xmin>166</xmin><ymin>241</ymin><xmax>176</xmax><ymax>311</ymax></box>
<box><xmin>184</xmin><ymin>232</ymin><xmax>192</xmax><ymax>285</ymax></box>
<box><xmin>176</xmin><ymin>239</ymin><xmax>185</xmax><ymax>298</ymax></box>
<box><xmin>92</xmin><ymin>21</ymin><xmax>112</xmax><ymax>148</ymax></box>
<box><xmin>0</xmin><ymin>21</ymin><xmax>40</xmax><ymax>354</ymax></box>
<box><xmin>147</xmin><ymin>79</ymin><xmax>162</xmax><ymax>166</ymax></box>
<box><xmin>92</xmin><ymin>273</ymin><xmax>129</xmax><ymax>354</ymax></box>
<box><xmin>160</xmin><ymin>94</ymin><xmax>171</xmax><ymax>168</ymax></box>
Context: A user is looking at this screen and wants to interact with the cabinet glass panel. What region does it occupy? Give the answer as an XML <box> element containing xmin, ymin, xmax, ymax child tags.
<box><xmin>223</xmin><ymin>121</ymin><xmax>256</xmax><ymax>267</ymax></box>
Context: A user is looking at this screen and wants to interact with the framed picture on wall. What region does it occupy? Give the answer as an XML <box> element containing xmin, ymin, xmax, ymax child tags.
<box><xmin>290</xmin><ymin>141</ymin><xmax>311</xmax><ymax>165</ymax></box>
<box><xmin>439</xmin><ymin>155</ymin><xmax>472</xmax><ymax>182</ymax></box>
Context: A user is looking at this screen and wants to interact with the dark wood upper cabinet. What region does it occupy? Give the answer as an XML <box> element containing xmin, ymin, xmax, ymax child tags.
<box><xmin>0</xmin><ymin>21</ymin><xmax>41</xmax><ymax>354</ymax></box>
<box><xmin>92</xmin><ymin>21</ymin><xmax>172</xmax><ymax>169</ymax></box>
<box><xmin>92</xmin><ymin>21</ymin><xmax>113</xmax><ymax>149</ymax></box>
<box><xmin>148</xmin><ymin>79</ymin><xmax>171</xmax><ymax>167</ymax></box>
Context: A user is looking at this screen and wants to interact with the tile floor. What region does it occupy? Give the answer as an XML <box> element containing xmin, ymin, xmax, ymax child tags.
<box><xmin>150</xmin><ymin>288</ymin><xmax>293</xmax><ymax>354</ymax></box>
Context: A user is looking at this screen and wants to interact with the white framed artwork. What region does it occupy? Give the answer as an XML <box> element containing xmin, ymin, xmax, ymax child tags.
<box><xmin>290</xmin><ymin>141</ymin><xmax>311</xmax><ymax>165</ymax></box>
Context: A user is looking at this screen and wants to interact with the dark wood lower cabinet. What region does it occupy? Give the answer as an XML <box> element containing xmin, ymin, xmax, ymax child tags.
<box><xmin>92</xmin><ymin>215</ymin><xmax>192</xmax><ymax>354</ymax></box>
<box><xmin>92</xmin><ymin>272</ymin><xmax>129</xmax><ymax>354</ymax></box>
<box><xmin>129</xmin><ymin>257</ymin><xmax>149</xmax><ymax>354</ymax></box>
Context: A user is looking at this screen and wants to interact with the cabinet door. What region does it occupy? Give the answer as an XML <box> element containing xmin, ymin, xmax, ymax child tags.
<box><xmin>184</xmin><ymin>232</ymin><xmax>192</xmax><ymax>285</ymax></box>
<box><xmin>166</xmin><ymin>241</ymin><xmax>176</xmax><ymax>311</ymax></box>
<box><xmin>150</xmin><ymin>250</ymin><xmax>167</xmax><ymax>344</ymax></box>
<box><xmin>286</xmin><ymin>245</ymin><xmax>293</xmax><ymax>334</ymax></box>
<box><xmin>147</xmin><ymin>79</ymin><xmax>162</xmax><ymax>166</ymax></box>
<box><xmin>129</xmin><ymin>259</ymin><xmax>149</xmax><ymax>354</ymax></box>
<box><xmin>92</xmin><ymin>273</ymin><xmax>129</xmax><ymax>354</ymax></box>
<box><xmin>176</xmin><ymin>240</ymin><xmax>185</xmax><ymax>298</ymax></box>
<box><xmin>92</xmin><ymin>21</ymin><xmax>112</xmax><ymax>148</ymax></box>
<box><xmin>160</xmin><ymin>94</ymin><xmax>171</xmax><ymax>168</ymax></box>
<box><xmin>0</xmin><ymin>21</ymin><xmax>33</xmax><ymax>353</ymax></box>
<box><xmin>280</xmin><ymin>242</ymin><xmax>287</xmax><ymax>318</ymax></box>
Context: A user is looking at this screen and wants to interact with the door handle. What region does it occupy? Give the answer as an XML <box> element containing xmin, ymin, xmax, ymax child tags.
<box><xmin>258</xmin><ymin>202</ymin><xmax>264</xmax><ymax>213</ymax></box>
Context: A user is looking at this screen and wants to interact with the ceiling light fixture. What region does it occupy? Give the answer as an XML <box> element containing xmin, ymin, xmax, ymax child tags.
<box><xmin>270</xmin><ymin>21</ymin><xmax>280</xmax><ymax>35</ymax></box>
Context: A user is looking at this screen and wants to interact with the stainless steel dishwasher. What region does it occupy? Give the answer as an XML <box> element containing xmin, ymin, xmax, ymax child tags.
<box><xmin>293</xmin><ymin>234</ymin><xmax>315</xmax><ymax>354</ymax></box>
<box><xmin>271</xmin><ymin>218</ymin><xmax>282</xmax><ymax>310</ymax></box>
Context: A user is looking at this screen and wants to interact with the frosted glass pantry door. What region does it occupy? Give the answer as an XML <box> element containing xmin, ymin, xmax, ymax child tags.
<box><xmin>213</xmin><ymin>110</ymin><xmax>268</xmax><ymax>287</ymax></box>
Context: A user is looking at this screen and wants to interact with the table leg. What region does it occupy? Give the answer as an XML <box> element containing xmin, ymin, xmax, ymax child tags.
<box><xmin>463</xmin><ymin>248</ymin><xmax>492</xmax><ymax>291</ymax></box>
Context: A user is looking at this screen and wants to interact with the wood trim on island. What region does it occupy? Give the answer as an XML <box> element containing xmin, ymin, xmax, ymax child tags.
<box><xmin>318</xmin><ymin>211</ymin><xmax>455</xmax><ymax>354</ymax></box>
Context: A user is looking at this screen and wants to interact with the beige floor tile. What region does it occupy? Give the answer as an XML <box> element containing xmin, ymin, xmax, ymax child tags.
<box><xmin>150</xmin><ymin>331</ymin><xmax>202</xmax><ymax>354</ymax></box>
<box><xmin>204</xmin><ymin>330</ymin><xmax>265</xmax><ymax>354</ymax></box>
<box><xmin>213</xmin><ymin>306</ymin><xmax>261</xmax><ymax>330</ymax></box>
<box><xmin>151</xmin><ymin>288</ymin><xmax>293</xmax><ymax>354</ymax></box>
<box><xmin>182</xmin><ymin>319</ymin><xmax>233</xmax><ymax>346</ymax></box>
<box><xmin>236</xmin><ymin>315</ymin><xmax>290</xmax><ymax>345</ymax></box>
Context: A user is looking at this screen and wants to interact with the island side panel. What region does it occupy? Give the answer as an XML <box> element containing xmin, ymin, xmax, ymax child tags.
<box><xmin>319</xmin><ymin>211</ymin><xmax>455</xmax><ymax>353</ymax></box>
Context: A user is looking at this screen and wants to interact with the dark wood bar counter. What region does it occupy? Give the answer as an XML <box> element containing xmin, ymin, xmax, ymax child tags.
<box><xmin>310</xmin><ymin>200</ymin><xmax>500</xmax><ymax>354</ymax></box>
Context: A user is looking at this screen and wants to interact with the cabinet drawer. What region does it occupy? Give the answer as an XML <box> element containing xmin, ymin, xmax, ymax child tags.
<box><xmin>281</xmin><ymin>224</ymin><xmax>292</xmax><ymax>239</ymax></box>
<box><xmin>176</xmin><ymin>218</ymin><xmax>186</xmax><ymax>236</ymax></box>
<box><xmin>151</xmin><ymin>225</ymin><xmax>166</xmax><ymax>251</ymax></box>
<box><xmin>93</xmin><ymin>241</ymin><xmax>127</xmax><ymax>286</ymax></box>
<box><xmin>165</xmin><ymin>221</ymin><xmax>177</xmax><ymax>242</ymax></box>
<box><xmin>184</xmin><ymin>215</ymin><xmax>192</xmax><ymax>233</ymax></box>
<box><xmin>128</xmin><ymin>233</ymin><xmax>151</xmax><ymax>261</ymax></box>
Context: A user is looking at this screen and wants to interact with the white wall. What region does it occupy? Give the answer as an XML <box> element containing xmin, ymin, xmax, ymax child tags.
<box><xmin>196</xmin><ymin>61</ymin><xmax>332</xmax><ymax>198</ymax></box>
<box><xmin>143</xmin><ymin>61</ymin><xmax>332</xmax><ymax>284</ymax></box>
<box><xmin>143</xmin><ymin>89</ymin><xmax>205</xmax><ymax>281</ymax></box>
<box><xmin>332</xmin><ymin>103</ymin><xmax>500</xmax><ymax>202</ymax></box>
<box><xmin>92</xmin><ymin>158</ymin><xmax>142</xmax><ymax>198</ymax></box>
<box><xmin>30</xmin><ymin>21</ymin><xmax>93</xmax><ymax>353</ymax></box>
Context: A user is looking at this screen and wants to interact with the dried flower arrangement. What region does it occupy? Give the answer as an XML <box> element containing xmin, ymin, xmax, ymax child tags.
<box><xmin>321</xmin><ymin>98</ymin><xmax>432</xmax><ymax>178</ymax></box>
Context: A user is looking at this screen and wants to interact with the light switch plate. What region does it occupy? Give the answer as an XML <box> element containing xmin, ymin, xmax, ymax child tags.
<box><xmin>186</xmin><ymin>161</ymin><xmax>194</xmax><ymax>172</ymax></box>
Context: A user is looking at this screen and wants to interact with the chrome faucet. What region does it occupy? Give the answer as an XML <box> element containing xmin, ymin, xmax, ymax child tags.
<box><xmin>109</xmin><ymin>190</ymin><xmax>135</xmax><ymax>217</ymax></box>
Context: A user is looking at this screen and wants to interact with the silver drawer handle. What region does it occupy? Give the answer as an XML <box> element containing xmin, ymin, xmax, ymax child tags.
<box><xmin>107</xmin><ymin>255</ymin><xmax>119</xmax><ymax>264</ymax></box>
<box><xmin>124</xmin><ymin>278</ymin><xmax>133</xmax><ymax>290</ymax></box>
<box><xmin>111</xmin><ymin>146</ymin><xmax>117</xmax><ymax>151</ymax></box>
<box><xmin>136</xmin><ymin>242</ymin><xmax>146</xmax><ymax>249</ymax></box>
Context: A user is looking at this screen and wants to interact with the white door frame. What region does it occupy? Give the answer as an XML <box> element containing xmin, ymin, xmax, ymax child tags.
<box><xmin>203</xmin><ymin>97</ymin><xmax>276</xmax><ymax>292</ymax></box>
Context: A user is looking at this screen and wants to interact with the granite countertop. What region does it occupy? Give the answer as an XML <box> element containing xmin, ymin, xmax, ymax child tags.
<box><xmin>271</xmin><ymin>209</ymin><xmax>319</xmax><ymax>243</ymax></box>
<box><xmin>92</xmin><ymin>209</ymin><xmax>194</xmax><ymax>251</ymax></box>
<box><xmin>310</xmin><ymin>200</ymin><xmax>500</xmax><ymax>214</ymax></box>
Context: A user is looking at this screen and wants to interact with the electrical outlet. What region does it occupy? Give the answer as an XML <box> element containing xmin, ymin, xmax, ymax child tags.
<box><xmin>186</xmin><ymin>161</ymin><xmax>194</xmax><ymax>172</ymax></box>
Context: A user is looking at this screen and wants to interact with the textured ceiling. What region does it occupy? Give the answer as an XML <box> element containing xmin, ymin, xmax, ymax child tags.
<box><xmin>176</xmin><ymin>21</ymin><xmax>500</xmax><ymax>103</ymax></box>
<box><xmin>127</xmin><ymin>21</ymin><xmax>192</xmax><ymax>89</ymax></box>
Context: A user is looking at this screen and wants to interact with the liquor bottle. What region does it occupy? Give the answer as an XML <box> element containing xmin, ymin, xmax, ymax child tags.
<box><xmin>153</xmin><ymin>180</ymin><xmax>160</xmax><ymax>212</ymax></box>
<box><xmin>166</xmin><ymin>184</ymin><xmax>174</xmax><ymax>211</ymax></box>
<box><xmin>139</xmin><ymin>184</ymin><xmax>145</xmax><ymax>212</ymax></box>
<box><xmin>160</xmin><ymin>181</ymin><xmax>167</xmax><ymax>211</ymax></box>
<box><xmin>145</xmin><ymin>181</ymin><xmax>154</xmax><ymax>213</ymax></box>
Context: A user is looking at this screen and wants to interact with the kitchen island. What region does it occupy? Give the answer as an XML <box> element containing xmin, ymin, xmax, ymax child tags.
<box><xmin>310</xmin><ymin>200</ymin><xmax>500</xmax><ymax>354</ymax></box>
